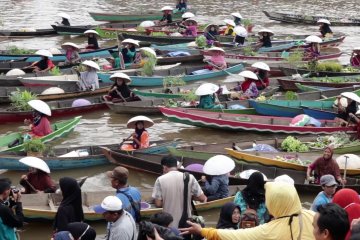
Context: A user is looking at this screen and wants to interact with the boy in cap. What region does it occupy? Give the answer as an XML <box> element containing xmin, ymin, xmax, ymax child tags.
<box><xmin>94</xmin><ymin>196</ymin><xmax>137</xmax><ymax>240</ymax></box>
<box><xmin>310</xmin><ymin>174</ymin><xmax>338</xmax><ymax>212</ymax></box>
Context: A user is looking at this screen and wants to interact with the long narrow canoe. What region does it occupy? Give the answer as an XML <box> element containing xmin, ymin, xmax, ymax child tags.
<box><xmin>0</xmin><ymin>96</ymin><xmax>106</xmax><ymax>123</ymax></box>
<box><xmin>0</xmin><ymin>116</ymin><xmax>81</xmax><ymax>153</ymax></box>
<box><xmin>99</xmin><ymin>63</ymin><xmax>244</xmax><ymax>87</ymax></box>
<box><xmin>89</xmin><ymin>10</ymin><xmax>185</xmax><ymax>22</ymax></box>
<box><xmin>280</xmin><ymin>66</ymin><xmax>360</xmax><ymax>78</ymax></box>
<box><xmin>159</xmin><ymin>107</ymin><xmax>354</xmax><ymax>134</ymax></box>
<box><xmin>263</xmin><ymin>11</ymin><xmax>360</xmax><ymax>26</ymax></box>
<box><xmin>226</xmin><ymin>148</ymin><xmax>360</xmax><ymax>176</ymax></box>
<box><xmin>106</xmin><ymin>99</ymin><xmax>164</xmax><ymax>115</ymax></box>
<box><xmin>277</xmin><ymin>76</ymin><xmax>360</xmax><ymax>91</ymax></box>
<box><xmin>0</xmin><ymin>28</ymin><xmax>56</xmax><ymax>37</ymax></box>
<box><xmin>18</xmin><ymin>74</ymin><xmax>79</xmax><ymax>87</ymax></box>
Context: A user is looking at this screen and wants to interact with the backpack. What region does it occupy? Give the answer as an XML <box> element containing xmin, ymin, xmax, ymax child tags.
<box><xmin>120</xmin><ymin>190</ymin><xmax>141</xmax><ymax>223</ymax></box>
<box><xmin>240</xmin><ymin>207</ymin><xmax>259</xmax><ymax>228</ymax></box>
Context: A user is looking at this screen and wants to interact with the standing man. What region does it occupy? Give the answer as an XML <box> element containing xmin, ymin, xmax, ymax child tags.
<box><xmin>0</xmin><ymin>179</ymin><xmax>24</xmax><ymax>240</ymax></box>
<box><xmin>107</xmin><ymin>166</ymin><xmax>141</xmax><ymax>222</ymax></box>
<box><xmin>152</xmin><ymin>156</ymin><xmax>207</xmax><ymax>228</ymax></box>
<box><xmin>310</xmin><ymin>175</ymin><xmax>337</xmax><ymax>212</ymax></box>
<box><xmin>94</xmin><ymin>196</ymin><xmax>137</xmax><ymax>240</ymax></box>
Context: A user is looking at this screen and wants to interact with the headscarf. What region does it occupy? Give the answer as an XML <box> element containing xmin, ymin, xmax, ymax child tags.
<box><xmin>333</xmin><ymin>189</ymin><xmax>360</xmax><ymax>240</ymax></box>
<box><xmin>57</xmin><ymin>177</ymin><xmax>84</xmax><ymax>222</ymax></box>
<box><xmin>216</xmin><ymin>202</ymin><xmax>240</xmax><ymax>229</ymax></box>
<box><xmin>309</xmin><ymin>146</ymin><xmax>341</xmax><ymax>183</ymax></box>
<box><xmin>133</xmin><ymin>121</ymin><xmax>147</xmax><ymax>149</ymax></box>
<box><xmin>67</xmin><ymin>222</ymin><xmax>96</xmax><ymax>240</ymax></box>
<box><xmin>242</xmin><ymin>172</ymin><xmax>265</xmax><ymax>210</ymax></box>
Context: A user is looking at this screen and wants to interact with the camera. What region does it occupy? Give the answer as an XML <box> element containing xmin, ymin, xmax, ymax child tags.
<box><xmin>10</xmin><ymin>186</ymin><xmax>19</xmax><ymax>194</ymax></box>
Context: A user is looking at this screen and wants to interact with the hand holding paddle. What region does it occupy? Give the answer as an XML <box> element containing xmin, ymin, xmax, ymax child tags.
<box><xmin>119</xmin><ymin>133</ymin><xmax>133</xmax><ymax>148</ymax></box>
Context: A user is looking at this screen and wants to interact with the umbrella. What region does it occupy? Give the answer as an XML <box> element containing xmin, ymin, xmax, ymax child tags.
<box><xmin>127</xmin><ymin>116</ymin><xmax>154</xmax><ymax>128</ymax></box>
<box><xmin>185</xmin><ymin>163</ymin><xmax>204</xmax><ymax>173</ymax></box>
<box><xmin>251</xmin><ymin>62</ymin><xmax>270</xmax><ymax>71</ymax></box>
<box><xmin>19</xmin><ymin>157</ymin><xmax>51</xmax><ymax>173</ymax></box>
<box><xmin>336</xmin><ymin>154</ymin><xmax>360</xmax><ymax>169</ymax></box>
<box><xmin>28</xmin><ymin>100</ymin><xmax>52</xmax><ymax>116</ymax></box>
<box><xmin>203</xmin><ymin>155</ymin><xmax>235</xmax><ymax>175</ymax></box>
<box><xmin>290</xmin><ymin>114</ymin><xmax>311</xmax><ymax>126</ymax></box>
<box><xmin>195</xmin><ymin>83</ymin><xmax>219</xmax><ymax>96</ymax></box>
<box><xmin>238</xmin><ymin>169</ymin><xmax>268</xmax><ymax>181</ymax></box>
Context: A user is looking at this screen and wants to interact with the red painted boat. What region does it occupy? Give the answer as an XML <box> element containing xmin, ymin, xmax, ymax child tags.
<box><xmin>160</xmin><ymin>107</ymin><xmax>355</xmax><ymax>134</ymax></box>
<box><xmin>1</xmin><ymin>96</ymin><xmax>107</xmax><ymax>124</ymax></box>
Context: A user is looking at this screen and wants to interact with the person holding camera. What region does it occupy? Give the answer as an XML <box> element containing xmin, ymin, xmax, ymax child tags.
<box><xmin>0</xmin><ymin>179</ymin><xmax>24</xmax><ymax>240</ymax></box>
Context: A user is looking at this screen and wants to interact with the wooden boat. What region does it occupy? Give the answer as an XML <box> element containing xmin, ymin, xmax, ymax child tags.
<box><xmin>98</xmin><ymin>63</ymin><xmax>244</xmax><ymax>87</ymax></box>
<box><xmin>0</xmin><ymin>96</ymin><xmax>106</xmax><ymax>124</ymax></box>
<box><xmin>89</xmin><ymin>10</ymin><xmax>185</xmax><ymax>22</ymax></box>
<box><xmin>226</xmin><ymin>148</ymin><xmax>360</xmax><ymax>176</ymax></box>
<box><xmin>277</xmin><ymin>76</ymin><xmax>360</xmax><ymax>91</ymax></box>
<box><xmin>248</xmin><ymin>99</ymin><xmax>334</xmax><ymax>118</ymax></box>
<box><xmin>263</xmin><ymin>10</ymin><xmax>360</xmax><ymax>26</ymax></box>
<box><xmin>106</xmin><ymin>99</ymin><xmax>164</xmax><ymax>115</ymax></box>
<box><xmin>280</xmin><ymin>66</ymin><xmax>360</xmax><ymax>78</ymax></box>
<box><xmin>295</xmin><ymin>83</ymin><xmax>335</xmax><ymax>92</ymax></box>
<box><xmin>0</xmin><ymin>28</ymin><xmax>56</xmax><ymax>38</ymax></box>
<box><xmin>0</xmin><ymin>139</ymin><xmax>180</xmax><ymax>170</ymax></box>
<box><xmin>0</xmin><ymin>46</ymin><xmax>115</xmax><ymax>62</ymax></box>
<box><xmin>159</xmin><ymin>107</ymin><xmax>354</xmax><ymax>134</ymax></box>
<box><xmin>18</xmin><ymin>74</ymin><xmax>79</xmax><ymax>87</ymax></box>
<box><xmin>102</xmin><ymin>147</ymin><xmax>360</xmax><ymax>194</ymax></box>
<box><xmin>0</xmin><ymin>116</ymin><xmax>81</xmax><ymax>153</ymax></box>
<box><xmin>302</xmin><ymin>108</ymin><xmax>337</xmax><ymax>120</ymax></box>
<box><xmin>156</xmin><ymin>51</ymin><xmax>204</xmax><ymax>65</ymax></box>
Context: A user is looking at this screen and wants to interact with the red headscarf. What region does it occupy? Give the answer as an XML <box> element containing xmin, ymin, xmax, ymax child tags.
<box><xmin>308</xmin><ymin>147</ymin><xmax>341</xmax><ymax>183</ymax></box>
<box><xmin>241</xmin><ymin>78</ymin><xmax>255</xmax><ymax>92</ymax></box>
<box><xmin>333</xmin><ymin>188</ymin><xmax>360</xmax><ymax>240</ymax></box>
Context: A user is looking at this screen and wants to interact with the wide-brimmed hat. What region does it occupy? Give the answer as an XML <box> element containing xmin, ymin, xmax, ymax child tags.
<box><xmin>239</xmin><ymin>169</ymin><xmax>268</xmax><ymax>181</ymax></box>
<box><xmin>127</xmin><ymin>115</ymin><xmax>154</xmax><ymax>128</ymax></box>
<box><xmin>82</xmin><ymin>60</ymin><xmax>100</xmax><ymax>71</ymax></box>
<box><xmin>251</xmin><ymin>62</ymin><xmax>270</xmax><ymax>71</ymax></box>
<box><xmin>28</xmin><ymin>99</ymin><xmax>52</xmax><ymax>116</ymax></box>
<box><xmin>61</xmin><ymin>42</ymin><xmax>80</xmax><ymax>50</ymax></box>
<box><xmin>208</xmin><ymin>46</ymin><xmax>225</xmax><ymax>53</ymax></box>
<box><xmin>93</xmin><ymin>196</ymin><xmax>123</xmax><ymax>214</ymax></box>
<box><xmin>258</xmin><ymin>29</ymin><xmax>274</xmax><ymax>36</ymax></box>
<box><xmin>239</xmin><ymin>70</ymin><xmax>258</xmax><ymax>80</ymax></box>
<box><xmin>234</xmin><ymin>26</ymin><xmax>247</xmax><ymax>37</ymax></box>
<box><xmin>341</xmin><ymin>92</ymin><xmax>360</xmax><ymax>103</ymax></box>
<box><xmin>317</xmin><ymin>19</ymin><xmax>331</xmax><ymax>25</ymax></box>
<box><xmin>205</xmin><ymin>24</ymin><xmax>219</xmax><ymax>32</ymax></box>
<box><xmin>184</xmin><ymin>18</ymin><xmax>197</xmax><ymax>25</ymax></box>
<box><xmin>203</xmin><ymin>155</ymin><xmax>235</xmax><ymax>175</ymax></box>
<box><xmin>19</xmin><ymin>157</ymin><xmax>51</xmax><ymax>173</ymax></box>
<box><xmin>195</xmin><ymin>83</ymin><xmax>219</xmax><ymax>96</ymax></box>
<box><xmin>58</xmin><ymin>12</ymin><xmax>71</xmax><ymax>20</ymax></box>
<box><xmin>182</xmin><ymin>12</ymin><xmax>195</xmax><ymax>19</ymax></box>
<box><xmin>122</xmin><ymin>38</ymin><xmax>140</xmax><ymax>47</ymax></box>
<box><xmin>84</xmin><ymin>30</ymin><xmax>99</xmax><ymax>36</ymax></box>
<box><xmin>305</xmin><ymin>35</ymin><xmax>323</xmax><ymax>43</ymax></box>
<box><xmin>140</xmin><ymin>47</ymin><xmax>157</xmax><ymax>57</ymax></box>
<box><xmin>223</xmin><ymin>19</ymin><xmax>236</xmax><ymax>27</ymax></box>
<box><xmin>139</xmin><ymin>21</ymin><xmax>156</xmax><ymax>28</ymax></box>
<box><xmin>231</xmin><ymin>12</ymin><xmax>242</xmax><ymax>19</ymax></box>
<box><xmin>35</xmin><ymin>49</ymin><xmax>53</xmax><ymax>58</ymax></box>
<box><xmin>109</xmin><ymin>72</ymin><xmax>131</xmax><ymax>85</ymax></box>
<box><xmin>161</xmin><ymin>6</ymin><xmax>173</xmax><ymax>11</ymax></box>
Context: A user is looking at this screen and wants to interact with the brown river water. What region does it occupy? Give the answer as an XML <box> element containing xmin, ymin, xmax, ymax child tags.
<box><xmin>0</xmin><ymin>0</ymin><xmax>359</xmax><ymax>239</ymax></box>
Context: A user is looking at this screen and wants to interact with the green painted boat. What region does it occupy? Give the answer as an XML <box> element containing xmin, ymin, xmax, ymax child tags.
<box><xmin>0</xmin><ymin>116</ymin><xmax>81</xmax><ymax>153</ymax></box>
<box><xmin>89</xmin><ymin>10</ymin><xmax>185</xmax><ymax>22</ymax></box>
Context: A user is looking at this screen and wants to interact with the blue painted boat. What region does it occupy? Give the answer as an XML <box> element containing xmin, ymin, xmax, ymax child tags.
<box><xmin>258</xmin><ymin>42</ymin><xmax>297</xmax><ymax>53</ymax></box>
<box><xmin>249</xmin><ymin>100</ymin><xmax>334</xmax><ymax>118</ymax></box>
<box><xmin>99</xmin><ymin>63</ymin><xmax>244</xmax><ymax>87</ymax></box>
<box><xmin>0</xmin><ymin>46</ymin><xmax>116</xmax><ymax>62</ymax></box>
<box><xmin>302</xmin><ymin>108</ymin><xmax>337</xmax><ymax>120</ymax></box>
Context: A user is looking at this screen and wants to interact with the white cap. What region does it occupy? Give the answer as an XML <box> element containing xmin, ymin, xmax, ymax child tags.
<box><xmin>207</xmin><ymin>46</ymin><xmax>225</xmax><ymax>52</ymax></box>
<box><xmin>93</xmin><ymin>196</ymin><xmax>123</xmax><ymax>213</ymax></box>
<box><xmin>341</xmin><ymin>92</ymin><xmax>360</xmax><ymax>103</ymax></box>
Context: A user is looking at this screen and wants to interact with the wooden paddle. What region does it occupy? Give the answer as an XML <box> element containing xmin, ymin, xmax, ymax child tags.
<box><xmin>119</xmin><ymin>133</ymin><xmax>133</xmax><ymax>149</ymax></box>
<box><xmin>342</xmin><ymin>155</ymin><xmax>349</xmax><ymax>188</ymax></box>
<box><xmin>205</xmin><ymin>60</ymin><xmax>239</xmax><ymax>78</ymax></box>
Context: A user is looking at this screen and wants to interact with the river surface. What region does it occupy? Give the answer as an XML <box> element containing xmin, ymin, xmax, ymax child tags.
<box><xmin>0</xmin><ymin>0</ymin><xmax>359</xmax><ymax>239</ymax></box>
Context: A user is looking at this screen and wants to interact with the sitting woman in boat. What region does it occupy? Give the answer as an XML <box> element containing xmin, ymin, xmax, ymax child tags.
<box><xmin>19</xmin><ymin>157</ymin><xmax>56</xmax><ymax>194</ymax></box>
<box><xmin>84</xmin><ymin>30</ymin><xmax>99</xmax><ymax>50</ymax></box>
<box><xmin>159</xmin><ymin>6</ymin><xmax>173</xmax><ymax>24</ymax></box>
<box><xmin>204</xmin><ymin>24</ymin><xmax>219</xmax><ymax>46</ymax></box>
<box><xmin>238</xmin><ymin>70</ymin><xmax>259</xmax><ymax>99</ymax></box>
<box><xmin>134</xmin><ymin>47</ymin><xmax>157</xmax><ymax>69</ymax></box>
<box><xmin>54</xmin><ymin>177</ymin><xmax>84</xmax><ymax>232</ymax></box>
<box><xmin>216</xmin><ymin>202</ymin><xmax>241</xmax><ymax>229</ymax></box>
<box><xmin>223</xmin><ymin>19</ymin><xmax>236</xmax><ymax>36</ymax></box>
<box><xmin>304</xmin><ymin>35</ymin><xmax>322</xmax><ymax>60</ymax></box>
<box><xmin>24</xmin><ymin>100</ymin><xmax>53</xmax><ymax>138</ymax></box>
<box><xmin>252</xmin><ymin>62</ymin><xmax>270</xmax><ymax>90</ymax></box>
<box><xmin>317</xmin><ymin>19</ymin><xmax>333</xmax><ymax>38</ymax></box>
<box><xmin>103</xmin><ymin>72</ymin><xmax>140</xmax><ymax>102</ymax></box>
<box><xmin>233</xmin><ymin>26</ymin><xmax>247</xmax><ymax>46</ymax></box>
<box><xmin>121</xmin><ymin>116</ymin><xmax>153</xmax><ymax>151</ymax></box>
<box><xmin>306</xmin><ymin>147</ymin><xmax>345</xmax><ymax>185</ymax></box>
<box><xmin>121</xmin><ymin>38</ymin><xmax>139</xmax><ymax>66</ymax></box>
<box><xmin>231</xmin><ymin>12</ymin><xmax>242</xmax><ymax>26</ymax></box>
<box><xmin>108</xmin><ymin>49</ymin><xmax>121</xmax><ymax>69</ymax></box>
<box><xmin>77</xmin><ymin>60</ymin><xmax>100</xmax><ymax>91</ymax></box>
<box><xmin>234</xmin><ymin>171</ymin><xmax>270</xmax><ymax>227</ymax></box>
<box><xmin>175</xmin><ymin>0</ymin><xmax>187</xmax><ymax>12</ymax></box>
<box><xmin>200</xmin><ymin>155</ymin><xmax>233</xmax><ymax>201</ymax></box>
<box><xmin>258</xmin><ymin>29</ymin><xmax>273</xmax><ymax>48</ymax></box>
<box><xmin>335</xmin><ymin>92</ymin><xmax>358</xmax><ymax>125</ymax></box>
<box><xmin>24</xmin><ymin>49</ymin><xmax>55</xmax><ymax>73</ymax></box>
<box><xmin>204</xmin><ymin>47</ymin><xmax>227</xmax><ymax>70</ymax></box>
<box><xmin>350</xmin><ymin>48</ymin><xmax>360</xmax><ymax>67</ymax></box>
<box><xmin>182</xmin><ymin>19</ymin><xmax>198</xmax><ymax>37</ymax></box>
<box><xmin>196</xmin><ymin>83</ymin><xmax>224</xmax><ymax>109</ymax></box>
<box><xmin>62</xmin><ymin>42</ymin><xmax>81</xmax><ymax>65</ymax></box>
<box><xmin>57</xmin><ymin>13</ymin><xmax>71</xmax><ymax>26</ymax></box>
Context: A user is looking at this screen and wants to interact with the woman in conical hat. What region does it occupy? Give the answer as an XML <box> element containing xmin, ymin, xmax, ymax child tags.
<box><xmin>78</xmin><ymin>60</ymin><xmax>100</xmax><ymax>91</ymax></box>
<box><xmin>317</xmin><ymin>19</ymin><xmax>333</xmax><ymax>38</ymax></box>
<box><xmin>24</xmin><ymin>100</ymin><xmax>53</xmax><ymax>138</ymax></box>
<box><xmin>121</xmin><ymin>116</ymin><xmax>154</xmax><ymax>151</ymax></box>
<box><xmin>84</xmin><ymin>30</ymin><xmax>100</xmax><ymax>50</ymax></box>
<box><xmin>24</xmin><ymin>49</ymin><xmax>55</xmax><ymax>73</ymax></box>
<box><xmin>159</xmin><ymin>6</ymin><xmax>173</xmax><ymax>24</ymax></box>
<box><xmin>103</xmin><ymin>72</ymin><xmax>141</xmax><ymax>103</ymax></box>
<box><xmin>62</xmin><ymin>42</ymin><xmax>81</xmax><ymax>65</ymax></box>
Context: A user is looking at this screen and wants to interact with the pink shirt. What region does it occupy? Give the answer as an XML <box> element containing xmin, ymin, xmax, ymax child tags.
<box><xmin>31</xmin><ymin>117</ymin><xmax>52</xmax><ymax>137</ymax></box>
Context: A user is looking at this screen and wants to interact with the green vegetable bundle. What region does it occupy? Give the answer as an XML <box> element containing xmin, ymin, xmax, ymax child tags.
<box><xmin>281</xmin><ymin>136</ymin><xmax>309</xmax><ymax>152</ymax></box>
